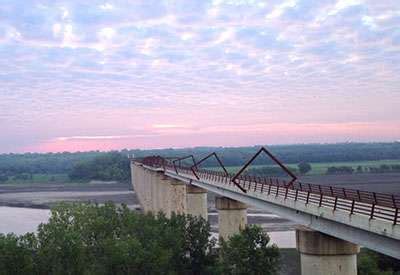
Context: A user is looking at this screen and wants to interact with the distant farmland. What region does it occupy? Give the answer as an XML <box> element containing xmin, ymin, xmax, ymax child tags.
<box><xmin>210</xmin><ymin>159</ymin><xmax>400</xmax><ymax>176</ymax></box>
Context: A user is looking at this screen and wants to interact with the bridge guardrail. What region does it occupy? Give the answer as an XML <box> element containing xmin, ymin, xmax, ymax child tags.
<box><xmin>136</xmin><ymin>155</ymin><xmax>399</xmax><ymax>225</ymax></box>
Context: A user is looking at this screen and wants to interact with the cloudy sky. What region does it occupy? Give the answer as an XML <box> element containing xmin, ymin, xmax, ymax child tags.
<box><xmin>0</xmin><ymin>0</ymin><xmax>399</xmax><ymax>153</ymax></box>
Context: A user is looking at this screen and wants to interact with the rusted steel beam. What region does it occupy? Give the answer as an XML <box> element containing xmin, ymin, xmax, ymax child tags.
<box><xmin>172</xmin><ymin>155</ymin><xmax>197</xmax><ymax>175</ymax></box>
<box><xmin>231</xmin><ymin>147</ymin><xmax>297</xmax><ymax>192</ymax></box>
<box><xmin>191</xmin><ymin>152</ymin><xmax>229</xmax><ymax>180</ymax></box>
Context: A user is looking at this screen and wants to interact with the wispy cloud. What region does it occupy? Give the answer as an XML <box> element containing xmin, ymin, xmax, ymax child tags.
<box><xmin>56</xmin><ymin>135</ymin><xmax>133</xmax><ymax>141</ymax></box>
<box><xmin>0</xmin><ymin>0</ymin><xmax>399</xmax><ymax>152</ymax></box>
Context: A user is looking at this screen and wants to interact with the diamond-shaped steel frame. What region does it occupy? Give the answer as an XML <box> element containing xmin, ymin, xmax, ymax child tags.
<box><xmin>190</xmin><ymin>152</ymin><xmax>229</xmax><ymax>180</ymax></box>
<box><xmin>231</xmin><ymin>147</ymin><xmax>297</xmax><ymax>193</ymax></box>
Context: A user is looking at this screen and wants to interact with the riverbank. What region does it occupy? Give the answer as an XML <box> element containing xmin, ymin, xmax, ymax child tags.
<box><xmin>0</xmin><ymin>182</ymin><xmax>136</xmax><ymax>209</ymax></box>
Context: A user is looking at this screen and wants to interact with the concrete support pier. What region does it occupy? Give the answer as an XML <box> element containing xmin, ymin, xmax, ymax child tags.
<box><xmin>296</xmin><ymin>229</ymin><xmax>360</xmax><ymax>275</ymax></box>
<box><xmin>215</xmin><ymin>197</ymin><xmax>247</xmax><ymax>240</ymax></box>
<box><xmin>186</xmin><ymin>185</ymin><xmax>208</xmax><ymax>220</ymax></box>
<box><xmin>168</xmin><ymin>178</ymin><xmax>187</xmax><ymax>216</ymax></box>
<box><xmin>131</xmin><ymin>162</ymin><xmax>187</xmax><ymax>217</ymax></box>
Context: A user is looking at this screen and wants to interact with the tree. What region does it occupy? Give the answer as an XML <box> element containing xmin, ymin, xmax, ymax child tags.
<box><xmin>0</xmin><ymin>203</ymin><xmax>219</xmax><ymax>274</ymax></box>
<box><xmin>218</xmin><ymin>225</ymin><xmax>280</xmax><ymax>275</ymax></box>
<box><xmin>298</xmin><ymin>162</ymin><xmax>312</xmax><ymax>175</ymax></box>
<box><xmin>358</xmin><ymin>250</ymin><xmax>393</xmax><ymax>275</ymax></box>
<box><xmin>0</xmin><ymin>174</ymin><xmax>8</xmax><ymax>183</ymax></box>
<box><xmin>68</xmin><ymin>152</ymin><xmax>130</xmax><ymax>182</ymax></box>
<box><xmin>326</xmin><ymin>166</ymin><xmax>354</xmax><ymax>175</ymax></box>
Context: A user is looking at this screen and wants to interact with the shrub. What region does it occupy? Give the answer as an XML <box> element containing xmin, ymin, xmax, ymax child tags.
<box><xmin>218</xmin><ymin>225</ymin><xmax>280</xmax><ymax>275</ymax></box>
<box><xmin>298</xmin><ymin>162</ymin><xmax>312</xmax><ymax>175</ymax></box>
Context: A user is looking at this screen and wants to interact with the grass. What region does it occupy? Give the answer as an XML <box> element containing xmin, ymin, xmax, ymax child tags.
<box><xmin>4</xmin><ymin>173</ymin><xmax>70</xmax><ymax>184</ymax></box>
<box><xmin>209</xmin><ymin>159</ymin><xmax>400</xmax><ymax>176</ymax></box>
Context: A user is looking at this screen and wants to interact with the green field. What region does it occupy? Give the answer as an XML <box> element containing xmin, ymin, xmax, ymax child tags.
<box><xmin>210</xmin><ymin>159</ymin><xmax>400</xmax><ymax>176</ymax></box>
<box><xmin>4</xmin><ymin>173</ymin><xmax>70</xmax><ymax>184</ymax></box>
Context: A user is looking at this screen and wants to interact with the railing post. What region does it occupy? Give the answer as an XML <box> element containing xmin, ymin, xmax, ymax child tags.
<box><xmin>319</xmin><ymin>194</ymin><xmax>323</xmax><ymax>207</ymax></box>
<box><xmin>268</xmin><ymin>184</ymin><xmax>272</xmax><ymax>195</ymax></box>
<box><xmin>333</xmin><ymin>197</ymin><xmax>338</xmax><ymax>211</ymax></box>
<box><xmin>370</xmin><ymin>193</ymin><xmax>377</xmax><ymax>220</ymax></box>
<box><xmin>285</xmin><ymin>187</ymin><xmax>289</xmax><ymax>199</ymax></box>
<box><xmin>350</xmin><ymin>200</ymin><xmax>355</xmax><ymax>215</ymax></box>
<box><xmin>370</xmin><ymin>203</ymin><xmax>375</xmax><ymax>220</ymax></box>
<box><xmin>306</xmin><ymin>192</ymin><xmax>310</xmax><ymax>204</ymax></box>
<box><xmin>295</xmin><ymin>189</ymin><xmax>299</xmax><ymax>201</ymax></box>
<box><xmin>276</xmin><ymin>186</ymin><xmax>279</xmax><ymax>197</ymax></box>
<box><xmin>393</xmin><ymin>195</ymin><xmax>398</xmax><ymax>225</ymax></box>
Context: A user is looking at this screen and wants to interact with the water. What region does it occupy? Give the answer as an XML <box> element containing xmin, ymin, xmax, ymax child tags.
<box><xmin>0</xmin><ymin>207</ymin><xmax>50</xmax><ymax>235</ymax></box>
<box><xmin>0</xmin><ymin>206</ymin><xmax>296</xmax><ymax>248</ymax></box>
<box><xmin>210</xmin><ymin>231</ymin><xmax>295</xmax><ymax>248</ymax></box>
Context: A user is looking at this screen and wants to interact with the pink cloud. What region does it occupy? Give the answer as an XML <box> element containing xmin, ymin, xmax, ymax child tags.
<box><xmin>23</xmin><ymin>121</ymin><xmax>399</xmax><ymax>153</ymax></box>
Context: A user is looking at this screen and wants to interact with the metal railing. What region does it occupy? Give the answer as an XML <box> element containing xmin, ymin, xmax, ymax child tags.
<box><xmin>135</xmin><ymin>152</ymin><xmax>400</xmax><ymax>225</ymax></box>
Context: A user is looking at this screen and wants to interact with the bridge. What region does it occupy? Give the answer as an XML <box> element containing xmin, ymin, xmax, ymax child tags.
<box><xmin>130</xmin><ymin>147</ymin><xmax>400</xmax><ymax>275</ymax></box>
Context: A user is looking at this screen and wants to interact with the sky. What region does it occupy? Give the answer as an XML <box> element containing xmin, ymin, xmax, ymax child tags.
<box><xmin>0</xmin><ymin>0</ymin><xmax>399</xmax><ymax>153</ymax></box>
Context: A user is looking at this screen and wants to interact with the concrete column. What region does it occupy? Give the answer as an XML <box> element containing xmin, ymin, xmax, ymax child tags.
<box><xmin>215</xmin><ymin>197</ymin><xmax>247</xmax><ymax>240</ymax></box>
<box><xmin>130</xmin><ymin>166</ymin><xmax>189</xmax><ymax>218</ymax></box>
<box><xmin>296</xmin><ymin>229</ymin><xmax>360</xmax><ymax>275</ymax></box>
<box><xmin>150</xmin><ymin>171</ymin><xmax>158</xmax><ymax>213</ymax></box>
<box><xmin>143</xmin><ymin>169</ymin><xmax>152</xmax><ymax>213</ymax></box>
<box><xmin>186</xmin><ymin>185</ymin><xmax>208</xmax><ymax>220</ymax></box>
<box><xmin>131</xmin><ymin>164</ymin><xmax>145</xmax><ymax>211</ymax></box>
<box><xmin>160</xmin><ymin>174</ymin><xmax>172</xmax><ymax>218</ymax></box>
<box><xmin>130</xmin><ymin>163</ymin><xmax>138</xmax><ymax>195</ymax></box>
<box><xmin>169</xmin><ymin>178</ymin><xmax>187</xmax><ymax>215</ymax></box>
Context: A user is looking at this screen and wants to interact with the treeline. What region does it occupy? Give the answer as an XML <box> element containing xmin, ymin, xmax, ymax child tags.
<box><xmin>68</xmin><ymin>152</ymin><xmax>130</xmax><ymax>182</ymax></box>
<box><xmin>1</xmin><ymin>142</ymin><xmax>400</xmax><ymax>183</ymax></box>
<box><xmin>133</xmin><ymin>142</ymin><xmax>400</xmax><ymax>167</ymax></box>
<box><xmin>245</xmin><ymin>167</ymin><xmax>298</xmax><ymax>177</ymax></box>
<box><xmin>0</xmin><ymin>151</ymin><xmax>104</xmax><ymax>183</ymax></box>
<box><xmin>326</xmin><ymin>164</ymin><xmax>400</xmax><ymax>175</ymax></box>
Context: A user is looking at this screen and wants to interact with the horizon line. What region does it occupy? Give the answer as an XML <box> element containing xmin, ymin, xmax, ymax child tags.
<box><xmin>1</xmin><ymin>140</ymin><xmax>399</xmax><ymax>155</ymax></box>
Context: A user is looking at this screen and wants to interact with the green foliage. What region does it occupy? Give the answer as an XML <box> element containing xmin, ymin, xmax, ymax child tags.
<box><xmin>0</xmin><ymin>174</ymin><xmax>7</xmax><ymax>182</ymax></box>
<box><xmin>69</xmin><ymin>152</ymin><xmax>130</xmax><ymax>182</ymax></box>
<box><xmin>368</xmin><ymin>164</ymin><xmax>400</xmax><ymax>174</ymax></box>
<box><xmin>358</xmin><ymin>250</ymin><xmax>393</xmax><ymax>275</ymax></box>
<box><xmin>298</xmin><ymin>161</ymin><xmax>312</xmax><ymax>175</ymax></box>
<box><xmin>0</xmin><ymin>203</ymin><xmax>282</xmax><ymax>275</ymax></box>
<box><xmin>218</xmin><ymin>225</ymin><xmax>280</xmax><ymax>275</ymax></box>
<box><xmin>358</xmin><ymin>249</ymin><xmax>400</xmax><ymax>275</ymax></box>
<box><xmin>0</xmin><ymin>233</ymin><xmax>36</xmax><ymax>275</ymax></box>
<box><xmin>326</xmin><ymin>166</ymin><xmax>354</xmax><ymax>175</ymax></box>
<box><xmin>245</xmin><ymin>166</ymin><xmax>294</xmax><ymax>177</ymax></box>
<box><xmin>13</xmin><ymin>173</ymin><xmax>32</xmax><ymax>181</ymax></box>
